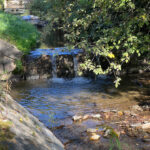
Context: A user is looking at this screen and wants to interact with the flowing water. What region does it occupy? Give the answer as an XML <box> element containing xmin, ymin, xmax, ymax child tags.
<box><xmin>15</xmin><ymin>16</ymin><xmax>150</xmax><ymax>149</ymax></box>
<box><xmin>11</xmin><ymin>74</ymin><xmax>150</xmax><ymax>150</ymax></box>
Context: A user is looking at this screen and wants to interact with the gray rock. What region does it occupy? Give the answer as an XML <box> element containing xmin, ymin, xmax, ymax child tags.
<box><xmin>101</xmin><ymin>109</ymin><xmax>110</xmax><ymax>113</ymax></box>
<box><xmin>0</xmin><ymin>93</ymin><xmax>64</xmax><ymax>150</ymax></box>
<box><xmin>142</xmin><ymin>123</ymin><xmax>150</xmax><ymax>130</ymax></box>
<box><xmin>103</xmin><ymin>129</ymin><xmax>111</xmax><ymax>138</ymax></box>
<box><xmin>72</xmin><ymin>115</ymin><xmax>82</xmax><ymax>121</ymax></box>
<box><xmin>0</xmin><ymin>39</ymin><xmax>22</xmax><ymax>75</ymax></box>
<box><xmin>131</xmin><ymin>105</ymin><xmax>143</xmax><ymax>112</ymax></box>
<box><xmin>130</xmin><ymin>123</ymin><xmax>142</xmax><ymax>128</ymax></box>
<box><xmin>124</xmin><ymin>110</ymin><xmax>131</xmax><ymax>116</ymax></box>
<box><xmin>87</xmin><ymin>128</ymin><xmax>98</xmax><ymax>133</ymax></box>
<box><xmin>90</xmin><ymin>114</ymin><xmax>101</xmax><ymax>119</ymax></box>
<box><xmin>142</xmin><ymin>138</ymin><xmax>150</xmax><ymax>143</ymax></box>
<box><xmin>90</xmin><ymin>134</ymin><xmax>100</xmax><ymax>141</ymax></box>
<box><xmin>110</xmin><ymin>109</ymin><xmax>117</xmax><ymax>113</ymax></box>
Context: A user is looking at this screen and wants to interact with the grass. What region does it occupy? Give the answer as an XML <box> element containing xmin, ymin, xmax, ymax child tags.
<box><xmin>0</xmin><ymin>0</ymin><xmax>3</xmax><ymax>10</ymax></box>
<box><xmin>0</xmin><ymin>11</ymin><xmax>39</xmax><ymax>54</ymax></box>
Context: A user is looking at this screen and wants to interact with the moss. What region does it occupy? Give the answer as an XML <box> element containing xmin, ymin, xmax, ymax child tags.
<box><xmin>12</xmin><ymin>59</ymin><xmax>24</xmax><ymax>75</ymax></box>
<box><xmin>0</xmin><ymin>120</ymin><xmax>15</xmax><ymax>143</ymax></box>
<box><xmin>0</xmin><ymin>0</ymin><xmax>4</xmax><ymax>10</ymax></box>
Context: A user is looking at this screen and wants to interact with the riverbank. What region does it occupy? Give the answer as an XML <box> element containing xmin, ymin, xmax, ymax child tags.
<box><xmin>0</xmin><ymin>91</ymin><xmax>64</xmax><ymax>150</ymax></box>
<box><xmin>0</xmin><ymin>11</ymin><xmax>39</xmax><ymax>53</ymax></box>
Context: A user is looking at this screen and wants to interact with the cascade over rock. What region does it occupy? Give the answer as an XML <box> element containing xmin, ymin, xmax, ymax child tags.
<box><xmin>22</xmin><ymin>48</ymin><xmax>84</xmax><ymax>80</ymax></box>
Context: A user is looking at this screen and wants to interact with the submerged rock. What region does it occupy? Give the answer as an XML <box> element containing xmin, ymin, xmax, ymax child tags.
<box><xmin>82</xmin><ymin>114</ymin><xmax>90</xmax><ymax>120</ymax></box>
<box><xmin>90</xmin><ymin>134</ymin><xmax>100</xmax><ymax>141</ymax></box>
<box><xmin>87</xmin><ymin>128</ymin><xmax>98</xmax><ymax>133</ymax></box>
<box><xmin>142</xmin><ymin>123</ymin><xmax>150</xmax><ymax>130</ymax></box>
<box><xmin>72</xmin><ymin>113</ymin><xmax>101</xmax><ymax>122</ymax></box>
<box><xmin>103</xmin><ymin>129</ymin><xmax>111</xmax><ymax>138</ymax></box>
<box><xmin>117</xmin><ymin>111</ymin><xmax>123</xmax><ymax>116</ymax></box>
<box><xmin>72</xmin><ymin>115</ymin><xmax>82</xmax><ymax>121</ymax></box>
<box><xmin>90</xmin><ymin>114</ymin><xmax>101</xmax><ymax>119</ymax></box>
<box><xmin>131</xmin><ymin>123</ymin><xmax>142</xmax><ymax>128</ymax></box>
<box><xmin>131</xmin><ymin>105</ymin><xmax>143</xmax><ymax>112</ymax></box>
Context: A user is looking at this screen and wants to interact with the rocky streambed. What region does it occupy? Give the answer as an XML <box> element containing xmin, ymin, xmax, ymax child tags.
<box><xmin>11</xmin><ymin>73</ymin><xmax>150</xmax><ymax>150</ymax></box>
<box><xmin>55</xmin><ymin>106</ymin><xmax>150</xmax><ymax>150</ymax></box>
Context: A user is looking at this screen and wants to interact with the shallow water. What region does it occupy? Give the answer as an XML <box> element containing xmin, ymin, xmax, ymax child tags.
<box><xmin>12</xmin><ymin>76</ymin><xmax>141</xmax><ymax>126</ymax></box>
<box><xmin>11</xmin><ymin>76</ymin><xmax>147</xmax><ymax>149</ymax></box>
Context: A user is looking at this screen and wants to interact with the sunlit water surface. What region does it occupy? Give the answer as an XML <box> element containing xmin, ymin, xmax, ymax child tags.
<box><xmin>11</xmin><ymin>76</ymin><xmax>140</xmax><ymax>128</ymax></box>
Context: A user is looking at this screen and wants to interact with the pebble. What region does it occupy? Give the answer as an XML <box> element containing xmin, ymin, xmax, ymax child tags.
<box><xmin>87</xmin><ymin>128</ymin><xmax>98</xmax><ymax>133</ymax></box>
<box><xmin>130</xmin><ymin>123</ymin><xmax>142</xmax><ymax>128</ymax></box>
<box><xmin>90</xmin><ymin>114</ymin><xmax>101</xmax><ymax>119</ymax></box>
<box><xmin>83</xmin><ymin>114</ymin><xmax>89</xmax><ymax>120</ymax></box>
<box><xmin>142</xmin><ymin>123</ymin><xmax>150</xmax><ymax>130</ymax></box>
<box><xmin>142</xmin><ymin>138</ymin><xmax>150</xmax><ymax>143</ymax></box>
<box><xmin>103</xmin><ymin>129</ymin><xmax>111</xmax><ymax>138</ymax></box>
<box><xmin>118</xmin><ymin>111</ymin><xmax>123</xmax><ymax>116</ymax></box>
<box><xmin>90</xmin><ymin>134</ymin><xmax>100</xmax><ymax>141</ymax></box>
<box><xmin>72</xmin><ymin>115</ymin><xmax>82</xmax><ymax>121</ymax></box>
<box><xmin>130</xmin><ymin>112</ymin><xmax>137</xmax><ymax>117</ymax></box>
<box><xmin>142</xmin><ymin>105</ymin><xmax>150</xmax><ymax>111</ymax></box>
<box><xmin>101</xmin><ymin>109</ymin><xmax>110</xmax><ymax>113</ymax></box>
<box><xmin>132</xmin><ymin>105</ymin><xmax>143</xmax><ymax>112</ymax></box>
<box><xmin>111</xmin><ymin>109</ymin><xmax>117</xmax><ymax>113</ymax></box>
<box><xmin>124</xmin><ymin>110</ymin><xmax>131</xmax><ymax>116</ymax></box>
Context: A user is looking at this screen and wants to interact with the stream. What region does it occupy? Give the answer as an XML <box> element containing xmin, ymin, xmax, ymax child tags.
<box><xmin>11</xmin><ymin>74</ymin><xmax>150</xmax><ymax>150</ymax></box>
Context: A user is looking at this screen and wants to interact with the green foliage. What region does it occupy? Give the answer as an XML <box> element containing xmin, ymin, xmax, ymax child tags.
<box><xmin>0</xmin><ymin>11</ymin><xmax>40</xmax><ymax>54</ymax></box>
<box><xmin>13</xmin><ymin>60</ymin><xmax>24</xmax><ymax>74</ymax></box>
<box><xmin>29</xmin><ymin>0</ymin><xmax>150</xmax><ymax>86</ymax></box>
<box><xmin>0</xmin><ymin>0</ymin><xmax>4</xmax><ymax>10</ymax></box>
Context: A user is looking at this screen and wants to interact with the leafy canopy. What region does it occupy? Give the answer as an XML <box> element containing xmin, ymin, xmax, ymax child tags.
<box><xmin>29</xmin><ymin>0</ymin><xmax>150</xmax><ymax>87</ymax></box>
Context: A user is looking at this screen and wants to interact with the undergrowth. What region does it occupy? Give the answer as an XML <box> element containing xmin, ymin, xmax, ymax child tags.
<box><xmin>0</xmin><ymin>11</ymin><xmax>39</xmax><ymax>54</ymax></box>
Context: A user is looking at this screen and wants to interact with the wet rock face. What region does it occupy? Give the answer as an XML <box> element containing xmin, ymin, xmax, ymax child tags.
<box><xmin>57</xmin><ymin>55</ymin><xmax>74</xmax><ymax>78</ymax></box>
<box><xmin>22</xmin><ymin>54</ymin><xmax>83</xmax><ymax>79</ymax></box>
<box><xmin>22</xmin><ymin>55</ymin><xmax>52</xmax><ymax>80</ymax></box>
<box><xmin>21</xmin><ymin>48</ymin><xmax>86</xmax><ymax>80</ymax></box>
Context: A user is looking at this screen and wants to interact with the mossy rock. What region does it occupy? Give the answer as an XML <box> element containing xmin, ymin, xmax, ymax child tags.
<box><xmin>0</xmin><ymin>120</ymin><xmax>14</xmax><ymax>142</ymax></box>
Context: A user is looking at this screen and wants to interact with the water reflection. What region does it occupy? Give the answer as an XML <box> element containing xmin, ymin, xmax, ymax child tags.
<box><xmin>11</xmin><ymin>76</ymin><xmax>139</xmax><ymax>128</ymax></box>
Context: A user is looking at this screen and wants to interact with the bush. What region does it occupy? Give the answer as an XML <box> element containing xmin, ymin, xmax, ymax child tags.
<box><xmin>0</xmin><ymin>11</ymin><xmax>40</xmax><ymax>54</ymax></box>
<box><xmin>0</xmin><ymin>0</ymin><xmax>4</xmax><ymax>10</ymax></box>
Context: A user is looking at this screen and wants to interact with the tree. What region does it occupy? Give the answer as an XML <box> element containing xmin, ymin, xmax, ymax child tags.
<box><xmin>28</xmin><ymin>0</ymin><xmax>150</xmax><ymax>87</ymax></box>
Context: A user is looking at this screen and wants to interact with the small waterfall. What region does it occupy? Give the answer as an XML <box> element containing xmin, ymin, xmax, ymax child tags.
<box><xmin>73</xmin><ymin>55</ymin><xmax>78</xmax><ymax>77</ymax></box>
<box><xmin>51</xmin><ymin>55</ymin><xmax>57</xmax><ymax>78</ymax></box>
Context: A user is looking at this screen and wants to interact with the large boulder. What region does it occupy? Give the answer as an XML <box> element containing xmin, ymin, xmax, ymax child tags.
<box><xmin>0</xmin><ymin>92</ymin><xmax>64</xmax><ymax>150</ymax></box>
<box><xmin>0</xmin><ymin>39</ymin><xmax>22</xmax><ymax>75</ymax></box>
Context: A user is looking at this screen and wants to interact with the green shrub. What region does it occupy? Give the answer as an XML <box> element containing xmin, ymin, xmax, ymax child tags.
<box><xmin>0</xmin><ymin>11</ymin><xmax>40</xmax><ymax>54</ymax></box>
<box><xmin>0</xmin><ymin>0</ymin><xmax>4</xmax><ymax>10</ymax></box>
<box><xmin>13</xmin><ymin>59</ymin><xmax>24</xmax><ymax>75</ymax></box>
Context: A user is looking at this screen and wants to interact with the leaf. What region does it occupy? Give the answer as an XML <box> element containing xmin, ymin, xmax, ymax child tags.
<box><xmin>108</xmin><ymin>53</ymin><xmax>115</xmax><ymax>59</ymax></box>
<box><xmin>19</xmin><ymin>118</ymin><xmax>23</xmax><ymax>122</ymax></box>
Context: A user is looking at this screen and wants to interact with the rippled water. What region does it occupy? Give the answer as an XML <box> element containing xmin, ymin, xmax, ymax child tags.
<box><xmin>11</xmin><ymin>75</ymin><xmax>150</xmax><ymax>149</ymax></box>
<box><xmin>11</xmin><ymin>76</ymin><xmax>140</xmax><ymax>128</ymax></box>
